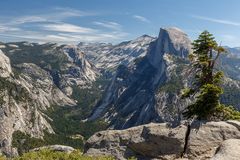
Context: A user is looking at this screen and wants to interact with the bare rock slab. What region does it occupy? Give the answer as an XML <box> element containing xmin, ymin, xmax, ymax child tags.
<box><xmin>84</xmin><ymin>123</ymin><xmax>186</xmax><ymax>159</ymax></box>
<box><xmin>210</xmin><ymin>139</ymin><xmax>240</xmax><ymax>160</ymax></box>
<box><xmin>84</xmin><ymin>121</ymin><xmax>240</xmax><ymax>160</ymax></box>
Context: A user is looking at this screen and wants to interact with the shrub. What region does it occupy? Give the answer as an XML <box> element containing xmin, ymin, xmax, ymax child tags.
<box><xmin>13</xmin><ymin>149</ymin><xmax>113</xmax><ymax>160</ymax></box>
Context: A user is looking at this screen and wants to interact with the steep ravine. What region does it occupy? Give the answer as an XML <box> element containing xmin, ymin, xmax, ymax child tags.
<box><xmin>0</xmin><ymin>49</ymin><xmax>76</xmax><ymax>156</ymax></box>
<box><xmin>0</xmin><ymin>42</ymin><xmax>108</xmax><ymax>157</ymax></box>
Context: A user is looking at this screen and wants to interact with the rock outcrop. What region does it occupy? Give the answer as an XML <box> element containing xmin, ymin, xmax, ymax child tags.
<box><xmin>85</xmin><ymin>122</ymin><xmax>186</xmax><ymax>159</ymax></box>
<box><xmin>185</xmin><ymin>121</ymin><xmax>240</xmax><ymax>159</ymax></box>
<box><xmin>147</xmin><ymin>27</ymin><xmax>191</xmax><ymax>68</ymax></box>
<box><xmin>31</xmin><ymin>145</ymin><xmax>75</xmax><ymax>153</ymax></box>
<box><xmin>84</xmin><ymin>121</ymin><xmax>240</xmax><ymax>160</ymax></box>
<box><xmin>62</xmin><ymin>45</ymin><xmax>99</xmax><ymax>90</ymax></box>
<box><xmin>0</xmin><ymin>50</ymin><xmax>12</xmax><ymax>77</ymax></box>
<box><xmin>210</xmin><ymin>139</ymin><xmax>240</xmax><ymax>160</ymax></box>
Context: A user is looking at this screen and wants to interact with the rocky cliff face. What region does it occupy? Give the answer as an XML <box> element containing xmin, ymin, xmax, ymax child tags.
<box><xmin>84</xmin><ymin>120</ymin><xmax>240</xmax><ymax>160</ymax></box>
<box><xmin>87</xmin><ymin>27</ymin><xmax>192</xmax><ymax>129</ymax></box>
<box><xmin>61</xmin><ymin>45</ymin><xmax>99</xmax><ymax>93</ymax></box>
<box><xmin>0</xmin><ymin>50</ymin><xmax>12</xmax><ymax>78</ymax></box>
<box><xmin>0</xmin><ymin>49</ymin><xmax>76</xmax><ymax>156</ymax></box>
<box><xmin>218</xmin><ymin>53</ymin><xmax>240</xmax><ymax>81</ymax></box>
<box><xmin>147</xmin><ymin>27</ymin><xmax>191</xmax><ymax>68</ymax></box>
<box><xmin>87</xmin><ymin>27</ymin><xmax>240</xmax><ymax>129</ymax></box>
<box><xmin>1</xmin><ymin>42</ymin><xmax>100</xmax><ymax>96</ymax></box>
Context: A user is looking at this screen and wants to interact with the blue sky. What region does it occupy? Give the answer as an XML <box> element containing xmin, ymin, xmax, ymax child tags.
<box><xmin>0</xmin><ymin>0</ymin><xmax>240</xmax><ymax>46</ymax></box>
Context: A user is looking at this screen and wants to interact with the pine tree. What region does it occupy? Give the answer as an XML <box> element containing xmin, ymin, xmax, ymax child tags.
<box><xmin>182</xmin><ymin>31</ymin><xmax>240</xmax><ymax>121</ymax></box>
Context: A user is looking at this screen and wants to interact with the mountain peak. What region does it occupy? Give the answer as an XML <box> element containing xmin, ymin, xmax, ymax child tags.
<box><xmin>159</xmin><ymin>27</ymin><xmax>191</xmax><ymax>50</ymax></box>
<box><xmin>132</xmin><ymin>34</ymin><xmax>156</xmax><ymax>43</ymax></box>
<box><xmin>162</xmin><ymin>27</ymin><xmax>185</xmax><ymax>33</ymax></box>
<box><xmin>147</xmin><ymin>27</ymin><xmax>192</xmax><ymax>67</ymax></box>
<box><xmin>138</xmin><ymin>34</ymin><xmax>155</xmax><ymax>39</ymax></box>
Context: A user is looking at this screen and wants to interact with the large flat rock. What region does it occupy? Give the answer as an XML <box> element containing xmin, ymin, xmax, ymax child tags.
<box><xmin>85</xmin><ymin>122</ymin><xmax>186</xmax><ymax>159</ymax></box>
<box><xmin>84</xmin><ymin>121</ymin><xmax>240</xmax><ymax>160</ymax></box>
<box><xmin>210</xmin><ymin>139</ymin><xmax>240</xmax><ymax>160</ymax></box>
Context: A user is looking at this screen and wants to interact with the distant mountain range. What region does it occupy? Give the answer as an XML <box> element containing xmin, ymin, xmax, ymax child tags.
<box><xmin>224</xmin><ymin>46</ymin><xmax>240</xmax><ymax>57</ymax></box>
<box><xmin>1</xmin><ymin>27</ymin><xmax>240</xmax><ymax>156</ymax></box>
<box><xmin>87</xmin><ymin>27</ymin><xmax>240</xmax><ymax>129</ymax></box>
<box><xmin>78</xmin><ymin>34</ymin><xmax>156</xmax><ymax>70</ymax></box>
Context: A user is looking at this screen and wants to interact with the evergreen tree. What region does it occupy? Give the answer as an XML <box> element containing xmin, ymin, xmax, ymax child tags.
<box><xmin>182</xmin><ymin>31</ymin><xmax>240</xmax><ymax>121</ymax></box>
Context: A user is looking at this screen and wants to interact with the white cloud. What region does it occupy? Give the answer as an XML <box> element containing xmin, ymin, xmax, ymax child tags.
<box><xmin>0</xmin><ymin>26</ymin><xmax>20</xmax><ymax>32</ymax></box>
<box><xmin>133</xmin><ymin>15</ymin><xmax>150</xmax><ymax>23</ymax></box>
<box><xmin>93</xmin><ymin>21</ymin><xmax>122</xmax><ymax>30</ymax></box>
<box><xmin>57</xmin><ymin>31</ymin><xmax>128</xmax><ymax>42</ymax></box>
<box><xmin>12</xmin><ymin>16</ymin><xmax>47</xmax><ymax>25</ymax></box>
<box><xmin>6</xmin><ymin>7</ymin><xmax>93</xmax><ymax>26</ymax></box>
<box><xmin>0</xmin><ymin>7</ymin><xmax>128</xmax><ymax>44</ymax></box>
<box><xmin>0</xmin><ymin>26</ymin><xmax>128</xmax><ymax>44</ymax></box>
<box><xmin>41</xmin><ymin>23</ymin><xmax>97</xmax><ymax>33</ymax></box>
<box><xmin>54</xmin><ymin>7</ymin><xmax>95</xmax><ymax>17</ymax></box>
<box><xmin>192</xmin><ymin>15</ymin><xmax>240</xmax><ymax>26</ymax></box>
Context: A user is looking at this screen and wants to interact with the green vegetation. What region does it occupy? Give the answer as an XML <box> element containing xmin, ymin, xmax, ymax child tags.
<box><xmin>12</xmin><ymin>112</ymin><xmax>108</xmax><ymax>154</ymax></box>
<box><xmin>12</xmin><ymin>130</ymin><xmax>85</xmax><ymax>155</ymax></box>
<box><xmin>159</xmin><ymin>74</ymin><xmax>182</xmax><ymax>94</ymax></box>
<box><xmin>0</xmin><ymin>156</ymin><xmax>6</xmax><ymax>160</ymax></box>
<box><xmin>3</xmin><ymin>42</ymin><xmax>110</xmax><ymax>154</ymax></box>
<box><xmin>159</xmin><ymin>56</ymin><xmax>188</xmax><ymax>94</ymax></box>
<box><xmin>182</xmin><ymin>31</ymin><xmax>240</xmax><ymax>120</ymax></box>
<box><xmin>12</xmin><ymin>82</ymin><xmax>110</xmax><ymax>155</ymax></box>
<box><xmin>23</xmin><ymin>77</ymin><xmax>110</xmax><ymax>152</ymax></box>
<box><xmin>12</xmin><ymin>131</ymin><xmax>45</xmax><ymax>155</ymax></box>
<box><xmin>0</xmin><ymin>77</ymin><xmax>30</xmax><ymax>105</ymax></box>
<box><xmin>156</xmin><ymin>56</ymin><xmax>189</xmax><ymax>116</ymax></box>
<box><xmin>45</xmin><ymin>76</ymin><xmax>109</xmax><ymax>143</ymax></box>
<box><xmin>47</xmin><ymin>106</ymin><xmax>108</xmax><ymax>139</ymax></box>
<box><xmin>43</xmin><ymin>132</ymin><xmax>84</xmax><ymax>151</ymax></box>
<box><xmin>221</xmin><ymin>85</ymin><xmax>240</xmax><ymax>109</ymax></box>
<box><xmin>0</xmin><ymin>149</ymin><xmax>113</xmax><ymax>160</ymax></box>
<box><xmin>218</xmin><ymin>53</ymin><xmax>240</xmax><ymax>81</ymax></box>
<box><xmin>71</xmin><ymin>76</ymin><xmax>110</xmax><ymax>120</ymax></box>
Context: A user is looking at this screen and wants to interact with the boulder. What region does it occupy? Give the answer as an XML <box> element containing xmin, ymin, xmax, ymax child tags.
<box><xmin>84</xmin><ymin>121</ymin><xmax>240</xmax><ymax>160</ymax></box>
<box><xmin>31</xmin><ymin>145</ymin><xmax>75</xmax><ymax>153</ymax></box>
<box><xmin>84</xmin><ymin>122</ymin><xmax>187</xmax><ymax>159</ymax></box>
<box><xmin>210</xmin><ymin>139</ymin><xmax>240</xmax><ymax>160</ymax></box>
<box><xmin>186</xmin><ymin>121</ymin><xmax>240</xmax><ymax>159</ymax></box>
